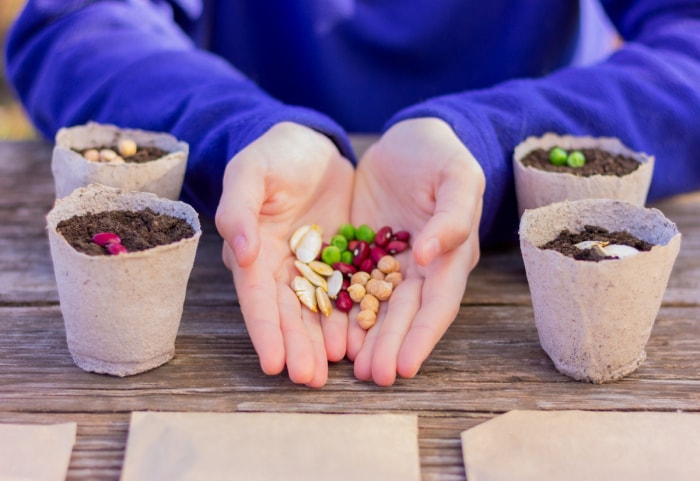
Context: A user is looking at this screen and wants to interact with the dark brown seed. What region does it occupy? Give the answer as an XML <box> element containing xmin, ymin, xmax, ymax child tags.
<box><xmin>393</xmin><ymin>230</ymin><xmax>411</xmax><ymax>242</ymax></box>
<box><xmin>333</xmin><ymin>262</ymin><xmax>358</xmax><ymax>278</ymax></box>
<box><xmin>386</xmin><ymin>240</ymin><xmax>409</xmax><ymax>254</ymax></box>
<box><xmin>374</xmin><ymin>226</ymin><xmax>393</xmax><ymax>247</ymax></box>
<box><xmin>335</xmin><ymin>290</ymin><xmax>353</xmax><ymax>312</ymax></box>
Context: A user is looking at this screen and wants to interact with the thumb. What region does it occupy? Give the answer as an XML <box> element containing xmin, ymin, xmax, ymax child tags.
<box><xmin>215</xmin><ymin>157</ymin><xmax>264</xmax><ymax>268</ymax></box>
<box><xmin>412</xmin><ymin>165</ymin><xmax>484</xmax><ymax>266</ymax></box>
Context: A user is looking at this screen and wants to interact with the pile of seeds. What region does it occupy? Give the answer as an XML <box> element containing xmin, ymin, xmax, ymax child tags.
<box><xmin>74</xmin><ymin>137</ymin><xmax>169</xmax><ymax>164</ymax></box>
<box><xmin>289</xmin><ymin>223</ymin><xmax>410</xmax><ymax>329</ymax></box>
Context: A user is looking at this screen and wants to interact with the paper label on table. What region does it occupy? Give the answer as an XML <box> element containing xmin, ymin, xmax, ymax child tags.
<box><xmin>461</xmin><ymin>410</ymin><xmax>700</xmax><ymax>481</ymax></box>
<box><xmin>0</xmin><ymin>422</ymin><xmax>76</xmax><ymax>481</ymax></box>
<box><xmin>121</xmin><ymin>411</ymin><xmax>420</xmax><ymax>481</ymax></box>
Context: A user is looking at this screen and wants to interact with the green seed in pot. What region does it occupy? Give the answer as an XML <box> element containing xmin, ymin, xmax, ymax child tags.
<box><xmin>566</xmin><ymin>150</ymin><xmax>586</xmax><ymax>168</ymax></box>
<box><xmin>549</xmin><ymin>147</ymin><xmax>568</xmax><ymax>166</ymax></box>
<box><xmin>321</xmin><ymin>245</ymin><xmax>341</xmax><ymax>265</ymax></box>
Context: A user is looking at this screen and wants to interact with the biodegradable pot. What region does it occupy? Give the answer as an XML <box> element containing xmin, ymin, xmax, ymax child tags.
<box><xmin>46</xmin><ymin>184</ymin><xmax>201</xmax><ymax>376</ymax></box>
<box><xmin>519</xmin><ymin>199</ymin><xmax>681</xmax><ymax>383</ymax></box>
<box><xmin>513</xmin><ymin>133</ymin><xmax>655</xmax><ymax>216</ymax></box>
<box><xmin>52</xmin><ymin>122</ymin><xmax>189</xmax><ymax>200</ymax></box>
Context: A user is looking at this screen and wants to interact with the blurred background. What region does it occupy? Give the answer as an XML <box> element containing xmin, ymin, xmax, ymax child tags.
<box><xmin>0</xmin><ymin>0</ymin><xmax>35</xmax><ymax>140</ymax></box>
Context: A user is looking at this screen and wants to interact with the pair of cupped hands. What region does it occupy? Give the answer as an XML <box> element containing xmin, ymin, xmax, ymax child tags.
<box><xmin>215</xmin><ymin>117</ymin><xmax>485</xmax><ymax>387</ymax></box>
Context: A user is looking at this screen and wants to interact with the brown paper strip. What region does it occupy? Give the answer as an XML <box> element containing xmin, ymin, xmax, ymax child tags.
<box><xmin>0</xmin><ymin>422</ymin><xmax>76</xmax><ymax>481</ymax></box>
<box><xmin>462</xmin><ymin>410</ymin><xmax>700</xmax><ymax>481</ymax></box>
<box><xmin>121</xmin><ymin>412</ymin><xmax>420</xmax><ymax>481</ymax></box>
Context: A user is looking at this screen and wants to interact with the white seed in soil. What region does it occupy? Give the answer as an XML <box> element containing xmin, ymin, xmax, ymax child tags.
<box><xmin>295</xmin><ymin>225</ymin><xmax>323</xmax><ymax>263</ymax></box>
<box><xmin>294</xmin><ymin>260</ymin><xmax>328</xmax><ymax>291</ymax></box>
<box><xmin>292</xmin><ymin>276</ymin><xmax>317</xmax><ymax>312</ymax></box>
<box><xmin>326</xmin><ymin>270</ymin><xmax>343</xmax><ymax>299</ymax></box>
<box><xmin>603</xmin><ymin>244</ymin><xmax>640</xmax><ymax>258</ymax></box>
<box><xmin>316</xmin><ymin>287</ymin><xmax>332</xmax><ymax>316</ymax></box>
<box><xmin>575</xmin><ymin>240</ymin><xmax>640</xmax><ymax>259</ymax></box>
<box><xmin>574</xmin><ymin>240</ymin><xmax>609</xmax><ymax>250</ymax></box>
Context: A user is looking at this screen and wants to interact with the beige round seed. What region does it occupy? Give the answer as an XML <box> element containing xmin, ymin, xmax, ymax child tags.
<box><xmin>370</xmin><ymin>268</ymin><xmax>385</xmax><ymax>280</ymax></box>
<box><xmin>366</xmin><ymin>279</ymin><xmax>392</xmax><ymax>301</ymax></box>
<box><xmin>360</xmin><ymin>293</ymin><xmax>379</xmax><ymax>313</ymax></box>
<box><xmin>99</xmin><ymin>148</ymin><xmax>118</xmax><ymax>162</ymax></box>
<box><xmin>347</xmin><ymin>283</ymin><xmax>366</xmax><ymax>303</ymax></box>
<box><xmin>377</xmin><ymin>255</ymin><xmax>400</xmax><ymax>274</ymax></box>
<box><xmin>384</xmin><ymin>271</ymin><xmax>403</xmax><ymax>288</ymax></box>
<box><xmin>357</xmin><ymin>309</ymin><xmax>377</xmax><ymax>330</ymax></box>
<box><xmin>82</xmin><ymin>149</ymin><xmax>100</xmax><ymax>162</ymax></box>
<box><xmin>350</xmin><ymin>271</ymin><xmax>371</xmax><ymax>286</ymax></box>
<box><xmin>117</xmin><ymin>138</ymin><xmax>138</xmax><ymax>157</ymax></box>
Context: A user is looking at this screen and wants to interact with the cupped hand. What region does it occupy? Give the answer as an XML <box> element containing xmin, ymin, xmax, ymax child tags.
<box><xmin>349</xmin><ymin>118</ymin><xmax>485</xmax><ymax>386</ymax></box>
<box><xmin>215</xmin><ymin>122</ymin><xmax>354</xmax><ymax>387</ymax></box>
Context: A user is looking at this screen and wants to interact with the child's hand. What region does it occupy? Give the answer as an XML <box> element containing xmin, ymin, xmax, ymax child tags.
<box><xmin>215</xmin><ymin>122</ymin><xmax>354</xmax><ymax>387</ymax></box>
<box><xmin>349</xmin><ymin>118</ymin><xmax>485</xmax><ymax>385</ymax></box>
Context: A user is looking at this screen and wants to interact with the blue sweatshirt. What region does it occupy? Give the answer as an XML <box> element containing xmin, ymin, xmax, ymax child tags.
<box><xmin>6</xmin><ymin>1</ymin><xmax>700</xmax><ymax>245</ymax></box>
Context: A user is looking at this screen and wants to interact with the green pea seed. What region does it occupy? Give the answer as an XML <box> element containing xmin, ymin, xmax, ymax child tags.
<box><xmin>338</xmin><ymin>223</ymin><xmax>356</xmax><ymax>241</ymax></box>
<box><xmin>566</xmin><ymin>150</ymin><xmax>586</xmax><ymax>168</ymax></box>
<box><xmin>355</xmin><ymin>224</ymin><xmax>375</xmax><ymax>244</ymax></box>
<box><xmin>340</xmin><ymin>250</ymin><xmax>354</xmax><ymax>264</ymax></box>
<box><xmin>549</xmin><ymin>147</ymin><xmax>568</xmax><ymax>166</ymax></box>
<box><xmin>321</xmin><ymin>245</ymin><xmax>341</xmax><ymax>265</ymax></box>
<box><xmin>331</xmin><ymin>234</ymin><xmax>348</xmax><ymax>252</ymax></box>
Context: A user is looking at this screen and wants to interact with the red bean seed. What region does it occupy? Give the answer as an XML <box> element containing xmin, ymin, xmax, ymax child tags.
<box><xmin>374</xmin><ymin>226</ymin><xmax>393</xmax><ymax>247</ymax></box>
<box><xmin>92</xmin><ymin>232</ymin><xmax>121</xmax><ymax>247</ymax></box>
<box><xmin>106</xmin><ymin>243</ymin><xmax>128</xmax><ymax>255</ymax></box>
<box><xmin>386</xmin><ymin>240</ymin><xmax>409</xmax><ymax>254</ymax></box>
<box><xmin>334</xmin><ymin>290</ymin><xmax>353</xmax><ymax>312</ymax></box>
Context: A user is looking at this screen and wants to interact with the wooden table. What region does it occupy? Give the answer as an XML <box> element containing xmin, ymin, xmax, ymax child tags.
<box><xmin>1</xmin><ymin>139</ymin><xmax>699</xmax><ymax>480</ymax></box>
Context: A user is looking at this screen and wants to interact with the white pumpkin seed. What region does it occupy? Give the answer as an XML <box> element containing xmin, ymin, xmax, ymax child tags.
<box><xmin>292</xmin><ymin>276</ymin><xmax>317</xmax><ymax>312</ymax></box>
<box><xmin>294</xmin><ymin>260</ymin><xmax>328</xmax><ymax>291</ymax></box>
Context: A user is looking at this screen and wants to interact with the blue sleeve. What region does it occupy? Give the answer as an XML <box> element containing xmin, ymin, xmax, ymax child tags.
<box><xmin>5</xmin><ymin>0</ymin><xmax>355</xmax><ymax>217</ymax></box>
<box><xmin>388</xmin><ymin>0</ymin><xmax>700</xmax><ymax>246</ymax></box>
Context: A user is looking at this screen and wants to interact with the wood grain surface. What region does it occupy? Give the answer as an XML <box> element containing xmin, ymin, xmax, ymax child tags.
<box><xmin>0</xmin><ymin>140</ymin><xmax>698</xmax><ymax>481</ymax></box>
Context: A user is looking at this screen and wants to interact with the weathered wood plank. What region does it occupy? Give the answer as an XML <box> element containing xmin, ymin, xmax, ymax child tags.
<box><xmin>2</xmin><ymin>139</ymin><xmax>700</xmax><ymax>481</ymax></box>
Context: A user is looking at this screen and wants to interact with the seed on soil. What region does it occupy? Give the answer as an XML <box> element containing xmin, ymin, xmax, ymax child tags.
<box><xmin>117</xmin><ymin>138</ymin><xmax>138</xmax><ymax>158</ymax></box>
<box><xmin>91</xmin><ymin>231</ymin><xmax>121</xmax><ymax>247</ymax></box>
<box><xmin>83</xmin><ymin>149</ymin><xmax>100</xmax><ymax>162</ymax></box>
<box><xmin>106</xmin><ymin>243</ymin><xmax>128</xmax><ymax>255</ymax></box>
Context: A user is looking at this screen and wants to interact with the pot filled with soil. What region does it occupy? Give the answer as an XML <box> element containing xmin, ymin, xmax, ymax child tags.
<box><xmin>519</xmin><ymin>198</ymin><xmax>681</xmax><ymax>383</ymax></box>
<box><xmin>52</xmin><ymin>122</ymin><xmax>189</xmax><ymax>200</ymax></box>
<box><xmin>513</xmin><ymin>133</ymin><xmax>654</xmax><ymax>216</ymax></box>
<box><xmin>47</xmin><ymin>183</ymin><xmax>201</xmax><ymax>376</ymax></box>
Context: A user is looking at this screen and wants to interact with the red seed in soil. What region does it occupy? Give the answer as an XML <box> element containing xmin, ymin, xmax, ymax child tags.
<box><xmin>106</xmin><ymin>243</ymin><xmax>128</xmax><ymax>255</ymax></box>
<box><xmin>92</xmin><ymin>232</ymin><xmax>121</xmax><ymax>247</ymax></box>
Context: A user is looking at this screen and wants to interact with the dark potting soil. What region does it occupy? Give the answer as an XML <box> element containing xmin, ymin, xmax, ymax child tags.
<box><xmin>57</xmin><ymin>208</ymin><xmax>195</xmax><ymax>256</ymax></box>
<box><xmin>540</xmin><ymin>225</ymin><xmax>653</xmax><ymax>262</ymax></box>
<box><xmin>521</xmin><ymin>148</ymin><xmax>641</xmax><ymax>176</ymax></box>
<box><xmin>74</xmin><ymin>146</ymin><xmax>170</xmax><ymax>164</ymax></box>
